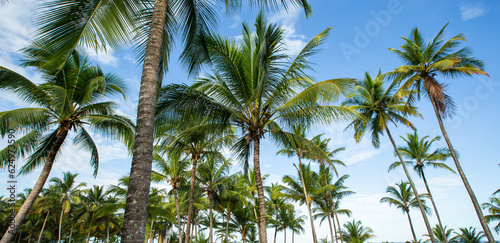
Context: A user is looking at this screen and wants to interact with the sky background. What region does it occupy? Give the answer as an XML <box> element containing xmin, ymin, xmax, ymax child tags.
<box><xmin>1</xmin><ymin>0</ymin><xmax>500</xmax><ymax>242</ymax></box>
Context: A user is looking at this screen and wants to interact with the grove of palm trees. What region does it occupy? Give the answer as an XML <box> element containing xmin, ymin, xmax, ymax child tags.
<box><xmin>0</xmin><ymin>0</ymin><xmax>499</xmax><ymax>242</ymax></box>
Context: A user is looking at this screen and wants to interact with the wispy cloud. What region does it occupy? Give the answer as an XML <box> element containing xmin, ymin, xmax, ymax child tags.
<box><xmin>269</xmin><ymin>7</ymin><xmax>307</xmax><ymax>56</ymax></box>
<box><xmin>460</xmin><ymin>3</ymin><xmax>489</xmax><ymax>21</ymax></box>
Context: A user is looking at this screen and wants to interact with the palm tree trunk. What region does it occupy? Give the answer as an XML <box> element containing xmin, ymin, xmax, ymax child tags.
<box><xmin>185</xmin><ymin>155</ymin><xmax>199</xmax><ymax>243</ymax></box>
<box><xmin>17</xmin><ymin>231</ymin><xmax>21</xmax><ymax>243</ymax></box>
<box><xmin>284</xmin><ymin>228</ymin><xmax>286</xmax><ymax>243</ymax></box>
<box><xmin>150</xmin><ymin>219</ymin><xmax>155</xmax><ymax>243</ymax></box>
<box><xmin>174</xmin><ymin>187</ymin><xmax>183</xmax><ymax>243</ymax></box>
<box><xmin>28</xmin><ymin>232</ymin><xmax>32</xmax><ymax>243</ymax></box>
<box><xmin>428</xmin><ymin>95</ymin><xmax>495</xmax><ymax>243</ymax></box>
<box><xmin>242</xmin><ymin>231</ymin><xmax>247</xmax><ymax>243</ymax></box>
<box><xmin>274</xmin><ymin>214</ymin><xmax>279</xmax><ymax>243</ymax></box>
<box><xmin>209</xmin><ymin>194</ymin><xmax>214</xmax><ymax>243</ymax></box>
<box><xmin>225</xmin><ymin>211</ymin><xmax>231</xmax><ymax>243</ymax></box>
<box><xmin>297</xmin><ymin>156</ymin><xmax>318</xmax><ymax>243</ymax></box>
<box><xmin>58</xmin><ymin>205</ymin><xmax>64</xmax><ymax>243</ymax></box>
<box><xmin>333</xmin><ymin>208</ymin><xmax>344</xmax><ymax>243</ymax></box>
<box><xmin>107</xmin><ymin>225</ymin><xmax>110</xmax><ymax>243</ymax></box>
<box><xmin>385</xmin><ymin>127</ymin><xmax>435</xmax><ymax>243</ymax></box>
<box><xmin>331</xmin><ymin>212</ymin><xmax>338</xmax><ymax>243</ymax></box>
<box><xmin>406</xmin><ymin>211</ymin><xmax>418</xmax><ymax>243</ymax></box>
<box><xmin>166</xmin><ymin>225</ymin><xmax>173</xmax><ymax>243</ymax></box>
<box><xmin>1</xmin><ymin>127</ymin><xmax>69</xmax><ymax>243</ymax></box>
<box><xmin>292</xmin><ymin>231</ymin><xmax>294</xmax><ymax>243</ymax></box>
<box><xmin>253</xmin><ymin>137</ymin><xmax>268</xmax><ymax>243</ymax></box>
<box><xmin>327</xmin><ymin>208</ymin><xmax>335</xmax><ymax>243</ymax></box>
<box><xmin>251</xmin><ymin>195</ymin><xmax>260</xmax><ymax>243</ymax></box>
<box><xmin>37</xmin><ymin>212</ymin><xmax>49</xmax><ymax>243</ymax></box>
<box><xmin>121</xmin><ymin>0</ymin><xmax>168</xmax><ymax>242</ymax></box>
<box><xmin>69</xmin><ymin>223</ymin><xmax>74</xmax><ymax>243</ymax></box>
<box><xmin>421</xmin><ymin>171</ymin><xmax>448</xmax><ymax>243</ymax></box>
<box><xmin>86</xmin><ymin>231</ymin><xmax>91</xmax><ymax>243</ymax></box>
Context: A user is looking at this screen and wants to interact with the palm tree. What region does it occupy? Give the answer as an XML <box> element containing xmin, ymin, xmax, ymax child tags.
<box><xmin>229</xmin><ymin>205</ymin><xmax>256</xmax><ymax>243</ymax></box>
<box><xmin>380</xmin><ymin>181</ymin><xmax>430</xmax><ymax>242</ymax></box>
<box><xmin>275</xmin><ymin>206</ymin><xmax>303</xmax><ymax>243</ymax></box>
<box><xmin>288</xmin><ymin>209</ymin><xmax>306</xmax><ymax>243</ymax></box>
<box><xmin>342</xmin><ymin>72</ymin><xmax>436</xmax><ymax>242</ymax></box>
<box><xmin>482</xmin><ymin>194</ymin><xmax>500</xmax><ymax>233</ymax></box>
<box><xmin>198</xmin><ymin>157</ymin><xmax>230</xmax><ymax>243</ymax></box>
<box><xmin>388</xmin><ymin>131</ymin><xmax>454</xmax><ymax>242</ymax></box>
<box><xmin>0</xmin><ymin>50</ymin><xmax>134</xmax><ymax>242</ymax></box>
<box><xmin>152</xmin><ymin>153</ymin><xmax>189</xmax><ymax>243</ymax></box>
<box><xmin>451</xmin><ymin>227</ymin><xmax>485</xmax><ymax>243</ymax></box>
<box><xmin>423</xmin><ymin>224</ymin><xmax>454</xmax><ymax>243</ymax></box>
<box><xmin>386</xmin><ymin>24</ymin><xmax>493</xmax><ymax>242</ymax></box>
<box><xmin>156</xmin><ymin>12</ymin><xmax>357</xmax><ymax>242</ymax></box>
<box><xmin>341</xmin><ymin>220</ymin><xmax>375</xmax><ymax>243</ymax></box>
<box><xmin>47</xmin><ymin>172</ymin><xmax>86</xmax><ymax>243</ymax></box>
<box><xmin>265</xmin><ymin>183</ymin><xmax>290</xmax><ymax>243</ymax></box>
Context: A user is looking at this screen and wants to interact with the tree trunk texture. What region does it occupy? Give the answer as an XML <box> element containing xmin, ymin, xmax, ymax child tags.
<box><xmin>385</xmin><ymin>127</ymin><xmax>435</xmax><ymax>243</ymax></box>
<box><xmin>121</xmin><ymin>0</ymin><xmax>168</xmax><ymax>242</ymax></box>
<box><xmin>428</xmin><ymin>94</ymin><xmax>495</xmax><ymax>243</ymax></box>
<box><xmin>1</xmin><ymin>127</ymin><xmax>69</xmax><ymax>243</ymax></box>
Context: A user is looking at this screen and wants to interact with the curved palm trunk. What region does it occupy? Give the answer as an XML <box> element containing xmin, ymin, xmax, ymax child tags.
<box><xmin>297</xmin><ymin>156</ymin><xmax>318</xmax><ymax>243</ymax></box>
<box><xmin>385</xmin><ymin>127</ymin><xmax>435</xmax><ymax>243</ymax></box>
<box><xmin>121</xmin><ymin>0</ymin><xmax>168</xmax><ymax>242</ymax></box>
<box><xmin>86</xmin><ymin>231</ymin><xmax>91</xmax><ymax>243</ymax></box>
<box><xmin>225</xmin><ymin>211</ymin><xmax>231</xmax><ymax>243</ymax></box>
<box><xmin>326</xmin><ymin>209</ymin><xmax>335</xmax><ymax>243</ymax></box>
<box><xmin>150</xmin><ymin>220</ymin><xmax>155</xmax><ymax>243</ymax></box>
<box><xmin>174</xmin><ymin>187</ymin><xmax>183</xmax><ymax>243</ymax></box>
<box><xmin>184</xmin><ymin>155</ymin><xmax>199</xmax><ymax>243</ymax></box>
<box><xmin>331</xmin><ymin>212</ymin><xmax>338</xmax><ymax>243</ymax></box>
<box><xmin>58</xmin><ymin>205</ymin><xmax>64</xmax><ymax>243</ymax></box>
<box><xmin>428</xmin><ymin>95</ymin><xmax>495</xmax><ymax>243</ymax></box>
<box><xmin>69</xmin><ymin>223</ymin><xmax>74</xmax><ymax>243</ymax></box>
<box><xmin>333</xmin><ymin>208</ymin><xmax>344</xmax><ymax>243</ymax></box>
<box><xmin>37</xmin><ymin>212</ymin><xmax>50</xmax><ymax>243</ymax></box>
<box><xmin>209</xmin><ymin>194</ymin><xmax>214</xmax><ymax>243</ymax></box>
<box><xmin>1</xmin><ymin>127</ymin><xmax>69</xmax><ymax>243</ymax></box>
<box><xmin>421</xmin><ymin>171</ymin><xmax>447</xmax><ymax>243</ymax></box>
<box><xmin>253</xmin><ymin>137</ymin><xmax>268</xmax><ymax>243</ymax></box>
<box><xmin>406</xmin><ymin>211</ymin><xmax>418</xmax><ymax>243</ymax></box>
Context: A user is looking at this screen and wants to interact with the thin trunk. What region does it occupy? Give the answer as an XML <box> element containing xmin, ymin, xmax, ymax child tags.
<box><xmin>253</xmin><ymin>137</ymin><xmax>268</xmax><ymax>243</ymax></box>
<box><xmin>150</xmin><ymin>219</ymin><xmax>155</xmax><ymax>243</ymax></box>
<box><xmin>184</xmin><ymin>155</ymin><xmax>199</xmax><ymax>243</ymax></box>
<box><xmin>274</xmin><ymin>214</ymin><xmax>278</xmax><ymax>243</ymax></box>
<box><xmin>429</xmin><ymin>95</ymin><xmax>495</xmax><ymax>243</ymax></box>
<box><xmin>209</xmin><ymin>194</ymin><xmax>214</xmax><ymax>243</ymax></box>
<box><xmin>327</xmin><ymin>209</ymin><xmax>335</xmax><ymax>243</ymax></box>
<box><xmin>121</xmin><ymin>0</ymin><xmax>168</xmax><ymax>242</ymax></box>
<box><xmin>333</xmin><ymin>207</ymin><xmax>344</xmax><ymax>243</ymax></box>
<box><xmin>251</xmin><ymin>195</ymin><xmax>260</xmax><ymax>243</ymax></box>
<box><xmin>406</xmin><ymin>211</ymin><xmax>418</xmax><ymax>243</ymax></box>
<box><xmin>28</xmin><ymin>232</ymin><xmax>32</xmax><ymax>243</ymax></box>
<box><xmin>242</xmin><ymin>231</ymin><xmax>247</xmax><ymax>243</ymax></box>
<box><xmin>385</xmin><ymin>127</ymin><xmax>435</xmax><ymax>243</ymax></box>
<box><xmin>297</xmin><ymin>155</ymin><xmax>318</xmax><ymax>243</ymax></box>
<box><xmin>107</xmin><ymin>225</ymin><xmax>110</xmax><ymax>243</ymax></box>
<box><xmin>86</xmin><ymin>231</ymin><xmax>91</xmax><ymax>243</ymax></box>
<box><xmin>68</xmin><ymin>223</ymin><xmax>74</xmax><ymax>243</ymax></box>
<box><xmin>225</xmin><ymin>211</ymin><xmax>231</xmax><ymax>243</ymax></box>
<box><xmin>37</xmin><ymin>208</ymin><xmax>50</xmax><ymax>242</ymax></box>
<box><xmin>1</xmin><ymin>128</ymin><xmax>69</xmax><ymax>243</ymax></box>
<box><xmin>174</xmin><ymin>187</ymin><xmax>183</xmax><ymax>243</ymax></box>
<box><xmin>284</xmin><ymin>228</ymin><xmax>286</xmax><ymax>243</ymax></box>
<box><xmin>17</xmin><ymin>232</ymin><xmax>21</xmax><ymax>243</ymax></box>
<box><xmin>182</xmin><ymin>217</ymin><xmax>187</xmax><ymax>241</ymax></box>
<box><xmin>292</xmin><ymin>232</ymin><xmax>294</xmax><ymax>243</ymax></box>
<box><xmin>331</xmin><ymin>212</ymin><xmax>338</xmax><ymax>243</ymax></box>
<box><xmin>58</xmin><ymin>205</ymin><xmax>64</xmax><ymax>243</ymax></box>
<box><xmin>166</xmin><ymin>225</ymin><xmax>173</xmax><ymax>243</ymax></box>
<box><xmin>421</xmin><ymin>171</ymin><xmax>447</xmax><ymax>243</ymax></box>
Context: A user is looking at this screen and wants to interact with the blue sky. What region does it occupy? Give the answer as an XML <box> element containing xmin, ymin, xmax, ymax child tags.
<box><xmin>1</xmin><ymin>0</ymin><xmax>500</xmax><ymax>242</ymax></box>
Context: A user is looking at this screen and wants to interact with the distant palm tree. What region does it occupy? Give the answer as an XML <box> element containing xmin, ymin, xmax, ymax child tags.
<box><xmin>343</xmin><ymin>72</ymin><xmax>436</xmax><ymax>242</ymax></box>
<box><xmin>451</xmin><ymin>227</ymin><xmax>485</xmax><ymax>243</ymax></box>
<box><xmin>265</xmin><ymin>183</ymin><xmax>290</xmax><ymax>243</ymax></box>
<box><xmin>0</xmin><ymin>50</ymin><xmax>134</xmax><ymax>241</ymax></box>
<box><xmin>341</xmin><ymin>220</ymin><xmax>375</xmax><ymax>243</ymax></box>
<box><xmin>388</xmin><ymin>131</ymin><xmax>454</xmax><ymax>242</ymax></box>
<box><xmin>380</xmin><ymin>181</ymin><xmax>430</xmax><ymax>242</ymax></box>
<box><xmin>386</xmin><ymin>24</ymin><xmax>493</xmax><ymax>242</ymax></box>
<box><xmin>275</xmin><ymin>206</ymin><xmax>305</xmax><ymax>243</ymax></box>
<box><xmin>423</xmin><ymin>224</ymin><xmax>454</xmax><ymax>243</ymax></box>
<box><xmin>48</xmin><ymin>172</ymin><xmax>86</xmax><ymax>243</ymax></box>
<box><xmin>229</xmin><ymin>205</ymin><xmax>256</xmax><ymax>243</ymax></box>
<box><xmin>482</xmin><ymin>194</ymin><xmax>500</xmax><ymax>233</ymax></box>
<box><xmin>288</xmin><ymin>209</ymin><xmax>306</xmax><ymax>243</ymax></box>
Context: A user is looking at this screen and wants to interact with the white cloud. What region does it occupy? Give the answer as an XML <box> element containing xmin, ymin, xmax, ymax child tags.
<box><xmin>460</xmin><ymin>3</ymin><xmax>489</xmax><ymax>21</ymax></box>
<box><xmin>81</xmin><ymin>45</ymin><xmax>119</xmax><ymax>67</ymax></box>
<box><xmin>269</xmin><ymin>7</ymin><xmax>307</xmax><ymax>56</ymax></box>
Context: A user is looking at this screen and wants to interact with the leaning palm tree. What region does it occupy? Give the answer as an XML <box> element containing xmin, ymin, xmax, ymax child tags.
<box><xmin>342</xmin><ymin>72</ymin><xmax>436</xmax><ymax>242</ymax></box>
<box><xmin>30</xmin><ymin>1</ymin><xmax>313</xmax><ymax>241</ymax></box>
<box><xmin>0</xmin><ymin>50</ymin><xmax>134</xmax><ymax>242</ymax></box>
<box><xmin>155</xmin><ymin>14</ymin><xmax>355</xmax><ymax>243</ymax></box>
<box><xmin>47</xmin><ymin>172</ymin><xmax>86</xmax><ymax>243</ymax></box>
<box><xmin>482</xmin><ymin>194</ymin><xmax>500</xmax><ymax>233</ymax></box>
<box><xmin>151</xmin><ymin>153</ymin><xmax>189</xmax><ymax>243</ymax></box>
<box><xmin>388</xmin><ymin>131</ymin><xmax>453</xmax><ymax>242</ymax></box>
<box><xmin>386</xmin><ymin>24</ymin><xmax>493</xmax><ymax>242</ymax></box>
<box><xmin>341</xmin><ymin>220</ymin><xmax>375</xmax><ymax>243</ymax></box>
<box><xmin>380</xmin><ymin>181</ymin><xmax>430</xmax><ymax>242</ymax></box>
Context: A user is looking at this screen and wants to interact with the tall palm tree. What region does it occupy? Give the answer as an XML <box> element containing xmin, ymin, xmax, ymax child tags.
<box><xmin>380</xmin><ymin>181</ymin><xmax>430</xmax><ymax>242</ymax></box>
<box><xmin>341</xmin><ymin>220</ymin><xmax>375</xmax><ymax>243</ymax></box>
<box><xmin>152</xmin><ymin>153</ymin><xmax>189</xmax><ymax>243</ymax></box>
<box><xmin>342</xmin><ymin>72</ymin><xmax>436</xmax><ymax>242</ymax></box>
<box><xmin>451</xmin><ymin>227</ymin><xmax>485</xmax><ymax>243</ymax></box>
<box><xmin>47</xmin><ymin>172</ymin><xmax>86</xmax><ymax>243</ymax></box>
<box><xmin>0</xmin><ymin>50</ymin><xmax>134</xmax><ymax>242</ymax></box>
<box><xmin>156</xmin><ymin>14</ymin><xmax>355</xmax><ymax>243</ymax></box>
<box><xmin>386</xmin><ymin>24</ymin><xmax>493</xmax><ymax>242</ymax></box>
<box><xmin>388</xmin><ymin>131</ymin><xmax>454</xmax><ymax>242</ymax></box>
<box><xmin>482</xmin><ymin>194</ymin><xmax>500</xmax><ymax>233</ymax></box>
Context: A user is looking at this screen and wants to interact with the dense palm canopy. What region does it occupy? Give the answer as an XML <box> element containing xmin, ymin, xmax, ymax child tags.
<box><xmin>0</xmin><ymin>50</ymin><xmax>134</xmax><ymax>242</ymax></box>
<box><xmin>387</xmin><ymin>23</ymin><xmax>493</xmax><ymax>242</ymax></box>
